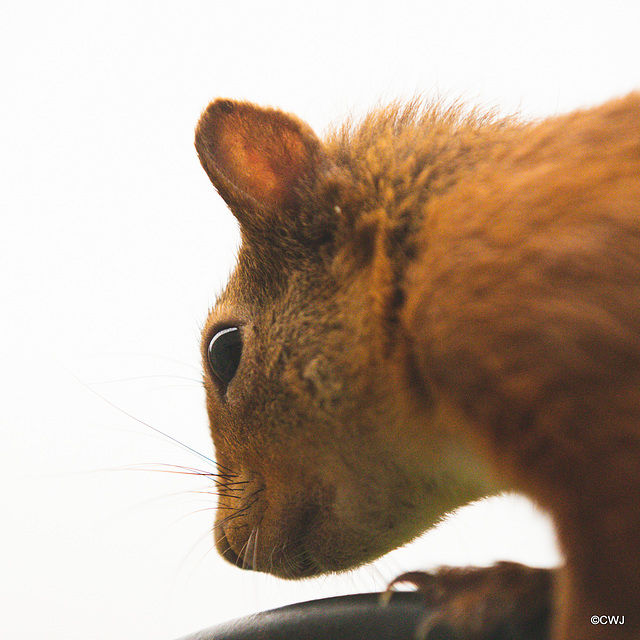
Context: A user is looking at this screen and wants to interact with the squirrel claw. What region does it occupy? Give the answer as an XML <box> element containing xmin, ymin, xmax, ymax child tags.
<box><xmin>383</xmin><ymin>562</ymin><xmax>553</xmax><ymax>640</ymax></box>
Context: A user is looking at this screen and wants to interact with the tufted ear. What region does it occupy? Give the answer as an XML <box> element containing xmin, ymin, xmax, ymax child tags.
<box><xmin>195</xmin><ymin>99</ymin><xmax>324</xmax><ymax>229</ymax></box>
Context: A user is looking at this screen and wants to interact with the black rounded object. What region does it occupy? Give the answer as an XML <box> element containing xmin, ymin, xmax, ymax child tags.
<box><xmin>207</xmin><ymin>326</ymin><xmax>242</xmax><ymax>388</ymax></box>
<box><xmin>176</xmin><ymin>592</ymin><xmax>431</xmax><ymax>640</ymax></box>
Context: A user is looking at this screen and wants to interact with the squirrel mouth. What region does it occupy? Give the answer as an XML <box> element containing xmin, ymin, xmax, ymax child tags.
<box><xmin>214</xmin><ymin>498</ymin><xmax>326</xmax><ymax>579</ymax></box>
<box><xmin>215</xmin><ymin>525</ymin><xmax>259</xmax><ymax>571</ymax></box>
<box><xmin>215</xmin><ymin>524</ymin><xmax>322</xmax><ymax>578</ymax></box>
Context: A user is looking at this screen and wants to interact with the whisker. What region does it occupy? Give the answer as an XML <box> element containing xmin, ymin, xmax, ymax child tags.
<box><xmin>253</xmin><ymin>526</ymin><xmax>259</xmax><ymax>570</ymax></box>
<box><xmin>76</xmin><ymin>351</ymin><xmax>203</xmax><ymax>374</ymax></box>
<box><xmin>134</xmin><ymin>383</ymin><xmax>206</xmax><ymax>398</ymax></box>
<box><xmin>175</xmin><ymin>521</ymin><xmax>224</xmax><ymax>585</ymax></box>
<box><xmin>268</xmin><ymin>540</ymin><xmax>277</xmax><ymax>575</ymax></box>
<box><xmin>238</xmin><ymin>529</ymin><xmax>253</xmax><ymax>569</ymax></box>
<box><xmin>89</xmin><ymin>463</ymin><xmax>239</xmax><ymax>495</ymax></box>
<box><xmin>59</xmin><ymin>364</ymin><xmax>216</xmax><ymax>468</ymax></box>
<box><xmin>243</xmin><ymin>528</ymin><xmax>256</xmax><ymax>570</ymax></box>
<box><xmin>87</xmin><ymin>374</ymin><xmax>204</xmax><ymax>386</ymax></box>
<box><xmin>213</xmin><ymin>507</ymin><xmax>249</xmax><ymax>530</ymax></box>
<box><xmin>189</xmin><ymin>490</ymin><xmax>239</xmax><ymax>500</ymax></box>
<box><xmin>133</xmin><ymin>462</ymin><xmax>244</xmax><ymax>486</ymax></box>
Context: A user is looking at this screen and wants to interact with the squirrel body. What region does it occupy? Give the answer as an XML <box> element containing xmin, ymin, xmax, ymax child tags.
<box><xmin>195</xmin><ymin>93</ymin><xmax>640</xmax><ymax>640</ymax></box>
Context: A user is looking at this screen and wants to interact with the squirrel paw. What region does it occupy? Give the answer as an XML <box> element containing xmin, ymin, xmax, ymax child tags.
<box><xmin>382</xmin><ymin>561</ymin><xmax>554</xmax><ymax>640</ymax></box>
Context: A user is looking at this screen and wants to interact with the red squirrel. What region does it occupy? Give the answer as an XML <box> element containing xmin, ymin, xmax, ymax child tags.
<box><xmin>195</xmin><ymin>93</ymin><xmax>640</xmax><ymax>640</ymax></box>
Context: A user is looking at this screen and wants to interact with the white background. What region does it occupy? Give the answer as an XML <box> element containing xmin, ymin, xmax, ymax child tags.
<box><xmin>1</xmin><ymin>1</ymin><xmax>637</xmax><ymax>638</ymax></box>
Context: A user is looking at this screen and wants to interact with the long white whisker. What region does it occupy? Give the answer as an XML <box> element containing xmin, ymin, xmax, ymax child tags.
<box><xmin>240</xmin><ymin>528</ymin><xmax>255</xmax><ymax>570</ymax></box>
<box><xmin>252</xmin><ymin>526</ymin><xmax>259</xmax><ymax>571</ymax></box>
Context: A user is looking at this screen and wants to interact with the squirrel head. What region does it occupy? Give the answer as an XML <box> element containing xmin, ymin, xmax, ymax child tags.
<box><xmin>195</xmin><ymin>99</ymin><xmax>494</xmax><ymax>578</ymax></box>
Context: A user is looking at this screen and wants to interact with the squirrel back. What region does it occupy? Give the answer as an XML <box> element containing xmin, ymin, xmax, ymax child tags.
<box><xmin>195</xmin><ymin>93</ymin><xmax>640</xmax><ymax>640</ymax></box>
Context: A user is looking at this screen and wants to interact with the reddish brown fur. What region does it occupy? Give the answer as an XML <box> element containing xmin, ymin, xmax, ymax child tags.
<box><xmin>195</xmin><ymin>93</ymin><xmax>640</xmax><ymax>640</ymax></box>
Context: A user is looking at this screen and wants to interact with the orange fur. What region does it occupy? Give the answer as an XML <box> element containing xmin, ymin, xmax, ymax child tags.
<box><xmin>195</xmin><ymin>93</ymin><xmax>640</xmax><ymax>640</ymax></box>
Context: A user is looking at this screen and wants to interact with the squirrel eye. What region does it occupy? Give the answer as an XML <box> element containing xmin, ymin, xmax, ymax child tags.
<box><xmin>207</xmin><ymin>327</ymin><xmax>242</xmax><ymax>390</ymax></box>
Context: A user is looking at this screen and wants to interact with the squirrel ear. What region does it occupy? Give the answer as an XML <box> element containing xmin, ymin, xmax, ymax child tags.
<box><xmin>195</xmin><ymin>99</ymin><xmax>323</xmax><ymax>225</ymax></box>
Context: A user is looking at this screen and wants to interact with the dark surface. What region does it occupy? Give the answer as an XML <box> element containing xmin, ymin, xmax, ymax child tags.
<box><xmin>176</xmin><ymin>592</ymin><xmax>430</xmax><ymax>640</ymax></box>
<box><xmin>176</xmin><ymin>564</ymin><xmax>552</xmax><ymax>640</ymax></box>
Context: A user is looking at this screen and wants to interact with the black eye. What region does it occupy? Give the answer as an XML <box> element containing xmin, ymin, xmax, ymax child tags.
<box><xmin>207</xmin><ymin>327</ymin><xmax>242</xmax><ymax>390</ymax></box>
